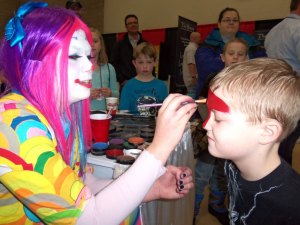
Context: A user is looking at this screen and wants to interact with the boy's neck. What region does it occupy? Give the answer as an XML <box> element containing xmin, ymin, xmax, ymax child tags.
<box><xmin>135</xmin><ymin>74</ymin><xmax>154</xmax><ymax>82</ymax></box>
<box><xmin>235</xmin><ymin>143</ymin><xmax>281</xmax><ymax>181</ymax></box>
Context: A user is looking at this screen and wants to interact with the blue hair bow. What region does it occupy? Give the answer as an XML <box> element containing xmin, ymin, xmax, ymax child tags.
<box><xmin>5</xmin><ymin>1</ymin><xmax>48</xmax><ymax>48</ymax></box>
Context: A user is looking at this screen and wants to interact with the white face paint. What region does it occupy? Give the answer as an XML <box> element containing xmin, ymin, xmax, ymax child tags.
<box><xmin>68</xmin><ymin>29</ymin><xmax>93</xmax><ymax>104</ymax></box>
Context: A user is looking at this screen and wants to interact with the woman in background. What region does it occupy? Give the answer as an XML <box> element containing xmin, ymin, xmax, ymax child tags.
<box><xmin>90</xmin><ymin>27</ymin><xmax>119</xmax><ymax>111</ymax></box>
<box><xmin>195</xmin><ymin>7</ymin><xmax>266</xmax><ymax>98</ymax></box>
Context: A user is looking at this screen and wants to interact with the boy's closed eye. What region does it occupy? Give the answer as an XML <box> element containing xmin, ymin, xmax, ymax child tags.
<box><xmin>213</xmin><ymin>110</ymin><xmax>228</xmax><ymax>123</ymax></box>
<box><xmin>214</xmin><ymin>117</ymin><xmax>222</xmax><ymax>123</ymax></box>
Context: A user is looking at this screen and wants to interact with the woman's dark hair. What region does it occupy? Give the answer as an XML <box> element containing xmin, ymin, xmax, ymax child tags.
<box><xmin>218</xmin><ymin>7</ymin><xmax>240</xmax><ymax>22</ymax></box>
<box><xmin>290</xmin><ymin>0</ymin><xmax>300</xmax><ymax>11</ymax></box>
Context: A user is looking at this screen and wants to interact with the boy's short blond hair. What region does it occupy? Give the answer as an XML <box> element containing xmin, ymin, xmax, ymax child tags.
<box><xmin>210</xmin><ymin>57</ymin><xmax>300</xmax><ymax>140</ymax></box>
<box><xmin>223</xmin><ymin>38</ymin><xmax>248</xmax><ymax>55</ymax></box>
<box><xmin>133</xmin><ymin>42</ymin><xmax>157</xmax><ymax>61</ymax></box>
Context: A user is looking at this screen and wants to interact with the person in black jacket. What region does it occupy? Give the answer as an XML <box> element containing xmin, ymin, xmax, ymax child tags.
<box><xmin>65</xmin><ymin>0</ymin><xmax>83</xmax><ymax>18</ymax></box>
<box><xmin>110</xmin><ymin>14</ymin><xmax>147</xmax><ymax>89</ymax></box>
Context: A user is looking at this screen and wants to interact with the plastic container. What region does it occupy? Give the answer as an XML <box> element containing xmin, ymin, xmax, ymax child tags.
<box><xmin>110</xmin><ymin>138</ymin><xmax>125</xmax><ymax>145</ymax></box>
<box><xmin>106</xmin><ymin>149</ymin><xmax>124</xmax><ymax>160</ymax></box>
<box><xmin>128</xmin><ymin>137</ymin><xmax>144</xmax><ymax>146</ymax></box>
<box><xmin>123</xmin><ymin>141</ymin><xmax>136</xmax><ymax>150</ymax></box>
<box><xmin>113</xmin><ymin>155</ymin><xmax>135</xmax><ymax>179</ymax></box>
<box><xmin>123</xmin><ymin>149</ymin><xmax>142</xmax><ymax>159</ymax></box>
<box><xmin>91</xmin><ymin>142</ymin><xmax>109</xmax><ymax>156</ymax></box>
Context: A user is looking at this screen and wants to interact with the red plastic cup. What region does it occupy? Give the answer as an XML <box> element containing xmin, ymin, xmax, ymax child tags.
<box><xmin>90</xmin><ymin>114</ymin><xmax>112</xmax><ymax>143</ymax></box>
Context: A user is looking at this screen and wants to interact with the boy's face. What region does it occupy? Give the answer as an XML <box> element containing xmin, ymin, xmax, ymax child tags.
<box><xmin>68</xmin><ymin>29</ymin><xmax>93</xmax><ymax>104</ymax></box>
<box><xmin>221</xmin><ymin>42</ymin><xmax>248</xmax><ymax>67</ymax></box>
<box><xmin>132</xmin><ymin>54</ymin><xmax>155</xmax><ymax>76</ymax></box>
<box><xmin>203</xmin><ymin>88</ymin><xmax>261</xmax><ymax>160</ymax></box>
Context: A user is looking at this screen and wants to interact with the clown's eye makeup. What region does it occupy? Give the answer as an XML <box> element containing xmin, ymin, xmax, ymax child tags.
<box><xmin>69</xmin><ymin>54</ymin><xmax>81</xmax><ymax>60</ymax></box>
<box><xmin>69</xmin><ymin>54</ymin><xmax>94</xmax><ymax>62</ymax></box>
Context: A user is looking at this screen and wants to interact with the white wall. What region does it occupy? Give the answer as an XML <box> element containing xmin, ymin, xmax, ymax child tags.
<box><xmin>103</xmin><ymin>0</ymin><xmax>288</xmax><ymax>34</ymax></box>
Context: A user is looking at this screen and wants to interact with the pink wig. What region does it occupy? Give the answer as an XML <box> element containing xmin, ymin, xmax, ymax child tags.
<box><xmin>0</xmin><ymin>7</ymin><xmax>92</xmax><ymax>174</ymax></box>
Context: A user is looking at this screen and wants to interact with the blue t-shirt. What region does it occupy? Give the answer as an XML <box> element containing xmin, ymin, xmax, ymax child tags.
<box><xmin>119</xmin><ymin>77</ymin><xmax>168</xmax><ymax>116</ymax></box>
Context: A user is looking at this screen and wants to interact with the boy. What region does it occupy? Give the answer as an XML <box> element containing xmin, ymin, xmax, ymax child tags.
<box><xmin>203</xmin><ymin>57</ymin><xmax>300</xmax><ymax>224</ymax></box>
<box><xmin>194</xmin><ymin>38</ymin><xmax>248</xmax><ymax>225</ymax></box>
<box><xmin>119</xmin><ymin>42</ymin><xmax>168</xmax><ymax>116</ymax></box>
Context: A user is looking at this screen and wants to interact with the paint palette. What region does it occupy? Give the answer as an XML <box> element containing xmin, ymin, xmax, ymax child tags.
<box><xmin>128</xmin><ymin>137</ymin><xmax>144</xmax><ymax>146</ymax></box>
<box><xmin>106</xmin><ymin>149</ymin><xmax>124</xmax><ymax>160</ymax></box>
<box><xmin>91</xmin><ymin>142</ymin><xmax>108</xmax><ymax>156</ymax></box>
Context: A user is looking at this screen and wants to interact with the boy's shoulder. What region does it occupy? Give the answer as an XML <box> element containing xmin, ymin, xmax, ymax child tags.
<box><xmin>152</xmin><ymin>77</ymin><xmax>166</xmax><ymax>85</ymax></box>
<box><xmin>132</xmin><ymin>77</ymin><xmax>166</xmax><ymax>85</ymax></box>
<box><xmin>124</xmin><ymin>77</ymin><xmax>139</xmax><ymax>85</ymax></box>
<box><xmin>281</xmin><ymin>159</ymin><xmax>300</xmax><ymax>187</ymax></box>
<box><xmin>152</xmin><ymin>78</ymin><xmax>168</xmax><ymax>91</ymax></box>
<box><xmin>226</xmin><ymin>159</ymin><xmax>300</xmax><ymax>188</ymax></box>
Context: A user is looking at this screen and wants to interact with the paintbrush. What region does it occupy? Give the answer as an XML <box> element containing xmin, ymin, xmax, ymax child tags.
<box><xmin>137</xmin><ymin>99</ymin><xmax>207</xmax><ymax>108</ymax></box>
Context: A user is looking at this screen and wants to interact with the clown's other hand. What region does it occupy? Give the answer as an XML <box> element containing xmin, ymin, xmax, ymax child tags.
<box><xmin>143</xmin><ymin>165</ymin><xmax>194</xmax><ymax>202</ymax></box>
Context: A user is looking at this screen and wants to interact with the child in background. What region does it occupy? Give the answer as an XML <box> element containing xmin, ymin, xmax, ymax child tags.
<box><xmin>194</xmin><ymin>39</ymin><xmax>248</xmax><ymax>225</ymax></box>
<box><xmin>90</xmin><ymin>27</ymin><xmax>119</xmax><ymax>111</ymax></box>
<box><xmin>204</xmin><ymin>57</ymin><xmax>300</xmax><ymax>224</ymax></box>
<box><xmin>119</xmin><ymin>42</ymin><xmax>168</xmax><ymax>116</ymax></box>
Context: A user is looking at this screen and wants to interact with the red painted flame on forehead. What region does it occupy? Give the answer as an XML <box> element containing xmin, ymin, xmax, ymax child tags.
<box><xmin>202</xmin><ymin>89</ymin><xmax>230</xmax><ymax>128</ymax></box>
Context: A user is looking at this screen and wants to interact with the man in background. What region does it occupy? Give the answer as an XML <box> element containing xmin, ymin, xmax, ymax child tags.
<box><xmin>264</xmin><ymin>0</ymin><xmax>300</xmax><ymax>165</ymax></box>
<box><xmin>65</xmin><ymin>0</ymin><xmax>83</xmax><ymax>18</ymax></box>
<box><xmin>182</xmin><ymin>32</ymin><xmax>201</xmax><ymax>99</ymax></box>
<box><xmin>110</xmin><ymin>14</ymin><xmax>147</xmax><ymax>89</ymax></box>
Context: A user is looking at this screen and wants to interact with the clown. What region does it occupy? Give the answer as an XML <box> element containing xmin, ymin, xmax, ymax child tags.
<box><xmin>0</xmin><ymin>2</ymin><xmax>196</xmax><ymax>225</ymax></box>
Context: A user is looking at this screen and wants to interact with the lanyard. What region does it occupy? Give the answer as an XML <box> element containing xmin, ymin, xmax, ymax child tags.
<box><xmin>99</xmin><ymin>64</ymin><xmax>111</xmax><ymax>88</ymax></box>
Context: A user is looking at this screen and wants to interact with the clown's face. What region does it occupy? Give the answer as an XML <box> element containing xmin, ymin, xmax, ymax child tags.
<box><xmin>68</xmin><ymin>29</ymin><xmax>93</xmax><ymax>104</ymax></box>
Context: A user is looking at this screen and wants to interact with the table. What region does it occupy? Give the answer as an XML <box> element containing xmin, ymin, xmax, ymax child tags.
<box><xmin>87</xmin><ymin>115</ymin><xmax>194</xmax><ymax>225</ymax></box>
<box><xmin>141</xmin><ymin>125</ymin><xmax>194</xmax><ymax>225</ymax></box>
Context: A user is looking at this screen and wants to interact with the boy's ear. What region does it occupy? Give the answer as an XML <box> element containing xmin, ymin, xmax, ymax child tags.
<box><xmin>220</xmin><ymin>54</ymin><xmax>225</xmax><ymax>63</ymax></box>
<box><xmin>132</xmin><ymin>59</ymin><xmax>136</xmax><ymax>67</ymax></box>
<box><xmin>259</xmin><ymin>119</ymin><xmax>282</xmax><ymax>144</ymax></box>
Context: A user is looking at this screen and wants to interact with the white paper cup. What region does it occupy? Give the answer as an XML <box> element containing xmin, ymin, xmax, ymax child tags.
<box><xmin>106</xmin><ymin>97</ymin><xmax>119</xmax><ymax>115</ymax></box>
<box><xmin>123</xmin><ymin>149</ymin><xmax>142</xmax><ymax>159</ymax></box>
